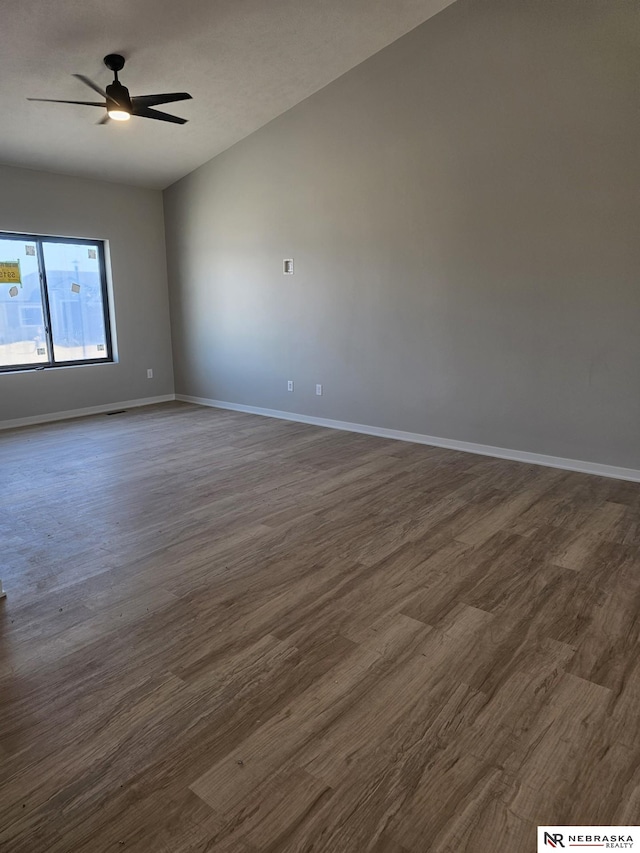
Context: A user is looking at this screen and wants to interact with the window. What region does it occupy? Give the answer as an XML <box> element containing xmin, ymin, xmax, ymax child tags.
<box><xmin>0</xmin><ymin>232</ymin><xmax>113</xmax><ymax>371</ymax></box>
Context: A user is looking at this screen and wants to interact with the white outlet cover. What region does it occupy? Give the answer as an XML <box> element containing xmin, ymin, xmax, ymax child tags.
<box><xmin>283</xmin><ymin>258</ymin><xmax>294</xmax><ymax>275</ymax></box>
<box><xmin>315</xmin><ymin>384</ymin><xmax>323</xmax><ymax>395</ymax></box>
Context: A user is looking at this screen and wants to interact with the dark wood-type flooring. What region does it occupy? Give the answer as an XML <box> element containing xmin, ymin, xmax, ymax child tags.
<box><xmin>2</xmin><ymin>402</ymin><xmax>640</xmax><ymax>852</ymax></box>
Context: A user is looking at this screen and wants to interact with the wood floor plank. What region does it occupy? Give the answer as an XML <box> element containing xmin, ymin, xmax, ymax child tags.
<box><xmin>203</xmin><ymin>767</ymin><xmax>333</xmax><ymax>850</ymax></box>
<box><xmin>190</xmin><ymin>644</ymin><xmax>381</xmax><ymax>814</ymax></box>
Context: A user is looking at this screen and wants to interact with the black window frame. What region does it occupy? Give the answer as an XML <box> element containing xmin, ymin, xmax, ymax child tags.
<box><xmin>0</xmin><ymin>231</ymin><xmax>113</xmax><ymax>373</ymax></box>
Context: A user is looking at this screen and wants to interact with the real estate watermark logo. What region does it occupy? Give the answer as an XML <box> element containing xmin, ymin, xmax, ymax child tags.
<box><xmin>538</xmin><ymin>827</ymin><xmax>640</xmax><ymax>851</ymax></box>
<box><xmin>543</xmin><ymin>831</ymin><xmax>565</xmax><ymax>848</ymax></box>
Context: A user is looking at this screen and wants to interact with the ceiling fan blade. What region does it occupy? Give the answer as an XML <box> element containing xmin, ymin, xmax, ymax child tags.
<box><xmin>28</xmin><ymin>98</ymin><xmax>104</xmax><ymax>107</ymax></box>
<box><xmin>132</xmin><ymin>106</ymin><xmax>188</xmax><ymax>124</ymax></box>
<box><xmin>132</xmin><ymin>93</ymin><xmax>192</xmax><ymax>109</ymax></box>
<box><xmin>73</xmin><ymin>74</ymin><xmax>109</xmax><ymax>99</ymax></box>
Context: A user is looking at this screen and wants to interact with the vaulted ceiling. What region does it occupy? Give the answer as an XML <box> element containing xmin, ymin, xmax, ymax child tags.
<box><xmin>1</xmin><ymin>0</ymin><xmax>458</xmax><ymax>188</ymax></box>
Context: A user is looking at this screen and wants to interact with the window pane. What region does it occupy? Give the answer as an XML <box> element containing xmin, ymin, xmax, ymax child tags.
<box><xmin>0</xmin><ymin>237</ymin><xmax>49</xmax><ymax>367</ymax></box>
<box><xmin>42</xmin><ymin>241</ymin><xmax>108</xmax><ymax>363</ymax></box>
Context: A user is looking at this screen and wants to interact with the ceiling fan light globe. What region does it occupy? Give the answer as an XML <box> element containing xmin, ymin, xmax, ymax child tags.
<box><xmin>108</xmin><ymin>109</ymin><xmax>131</xmax><ymax>121</ymax></box>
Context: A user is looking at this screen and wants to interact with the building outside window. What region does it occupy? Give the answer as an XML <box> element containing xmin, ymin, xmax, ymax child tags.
<box><xmin>0</xmin><ymin>232</ymin><xmax>112</xmax><ymax>371</ymax></box>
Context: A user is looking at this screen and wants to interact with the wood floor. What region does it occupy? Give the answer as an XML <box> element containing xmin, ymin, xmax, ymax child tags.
<box><xmin>2</xmin><ymin>402</ymin><xmax>640</xmax><ymax>852</ymax></box>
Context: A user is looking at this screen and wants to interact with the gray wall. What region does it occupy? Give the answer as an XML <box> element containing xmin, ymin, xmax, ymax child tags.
<box><xmin>0</xmin><ymin>164</ymin><xmax>174</xmax><ymax>422</ymax></box>
<box><xmin>164</xmin><ymin>0</ymin><xmax>640</xmax><ymax>469</ymax></box>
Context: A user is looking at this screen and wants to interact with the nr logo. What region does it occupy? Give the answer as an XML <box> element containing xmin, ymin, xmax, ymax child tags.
<box><xmin>544</xmin><ymin>832</ymin><xmax>565</xmax><ymax>848</ymax></box>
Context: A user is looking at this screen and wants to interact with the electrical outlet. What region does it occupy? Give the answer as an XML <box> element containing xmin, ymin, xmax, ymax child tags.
<box><xmin>315</xmin><ymin>384</ymin><xmax>323</xmax><ymax>396</ymax></box>
<box><xmin>147</xmin><ymin>368</ymin><xmax>153</xmax><ymax>379</ymax></box>
<box><xmin>287</xmin><ymin>380</ymin><xmax>294</xmax><ymax>392</ymax></box>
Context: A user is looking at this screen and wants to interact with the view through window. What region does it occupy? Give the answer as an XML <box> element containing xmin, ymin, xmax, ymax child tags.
<box><xmin>0</xmin><ymin>233</ymin><xmax>112</xmax><ymax>370</ymax></box>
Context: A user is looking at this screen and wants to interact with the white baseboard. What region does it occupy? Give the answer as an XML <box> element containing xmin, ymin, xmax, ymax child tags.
<box><xmin>0</xmin><ymin>394</ymin><xmax>176</xmax><ymax>431</ymax></box>
<box><xmin>176</xmin><ymin>394</ymin><xmax>640</xmax><ymax>484</ymax></box>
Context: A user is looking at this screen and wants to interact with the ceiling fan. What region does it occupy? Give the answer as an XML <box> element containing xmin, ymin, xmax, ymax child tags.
<box><xmin>28</xmin><ymin>54</ymin><xmax>192</xmax><ymax>125</ymax></box>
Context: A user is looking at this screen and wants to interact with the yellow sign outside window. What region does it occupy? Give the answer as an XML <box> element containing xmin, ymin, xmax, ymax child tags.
<box><xmin>0</xmin><ymin>261</ymin><xmax>21</xmax><ymax>285</ymax></box>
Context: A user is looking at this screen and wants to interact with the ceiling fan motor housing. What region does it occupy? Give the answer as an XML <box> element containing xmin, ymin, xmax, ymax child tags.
<box><xmin>106</xmin><ymin>81</ymin><xmax>132</xmax><ymax>111</ymax></box>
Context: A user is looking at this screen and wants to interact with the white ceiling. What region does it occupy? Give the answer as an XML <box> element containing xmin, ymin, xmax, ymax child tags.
<box><xmin>1</xmin><ymin>0</ymin><xmax>457</xmax><ymax>189</ymax></box>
